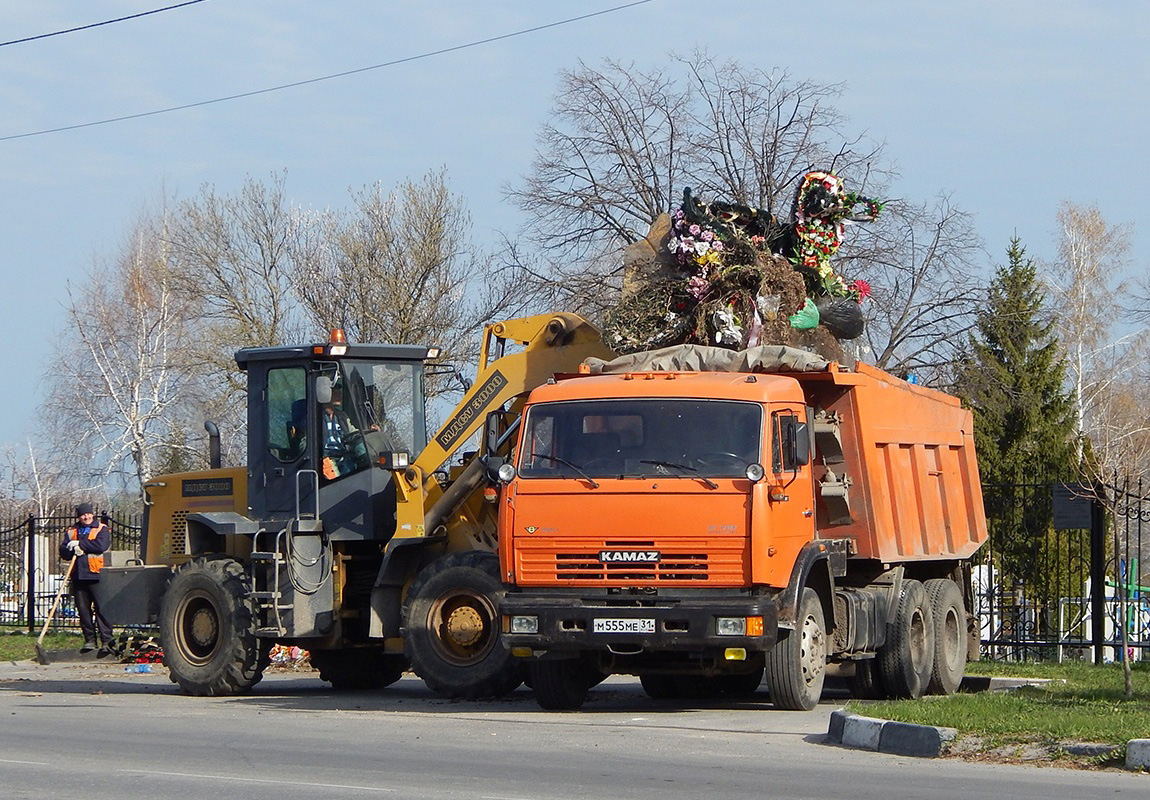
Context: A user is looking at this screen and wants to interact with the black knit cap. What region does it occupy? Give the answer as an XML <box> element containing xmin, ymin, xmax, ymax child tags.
<box><xmin>75</xmin><ymin>502</ymin><xmax>94</xmax><ymax>516</ymax></box>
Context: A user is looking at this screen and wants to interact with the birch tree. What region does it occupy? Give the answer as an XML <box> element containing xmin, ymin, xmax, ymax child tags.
<box><xmin>44</xmin><ymin>216</ymin><xmax>199</xmax><ymax>495</ymax></box>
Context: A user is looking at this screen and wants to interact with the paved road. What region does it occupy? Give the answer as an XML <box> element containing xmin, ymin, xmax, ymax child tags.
<box><xmin>0</xmin><ymin>660</ymin><xmax>1144</xmax><ymax>799</ymax></box>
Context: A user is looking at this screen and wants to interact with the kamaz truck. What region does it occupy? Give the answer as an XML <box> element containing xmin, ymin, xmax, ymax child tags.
<box><xmin>494</xmin><ymin>345</ymin><xmax>987</xmax><ymax>710</ymax></box>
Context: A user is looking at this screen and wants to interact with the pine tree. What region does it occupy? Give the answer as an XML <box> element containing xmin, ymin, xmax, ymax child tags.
<box><xmin>955</xmin><ymin>237</ymin><xmax>1077</xmax><ymax>482</ymax></box>
<box><xmin>953</xmin><ymin>237</ymin><xmax>1079</xmax><ymax>602</ymax></box>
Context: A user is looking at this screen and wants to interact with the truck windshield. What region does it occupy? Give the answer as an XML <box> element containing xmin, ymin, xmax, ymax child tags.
<box><xmin>517</xmin><ymin>399</ymin><xmax>762</xmax><ymax>479</ymax></box>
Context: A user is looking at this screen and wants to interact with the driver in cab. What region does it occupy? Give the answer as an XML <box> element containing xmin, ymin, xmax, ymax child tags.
<box><xmin>321</xmin><ymin>382</ymin><xmax>368</xmax><ymax>479</ymax></box>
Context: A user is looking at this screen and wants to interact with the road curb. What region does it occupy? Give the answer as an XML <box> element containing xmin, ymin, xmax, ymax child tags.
<box><xmin>827</xmin><ymin>710</ymin><xmax>956</xmax><ymax>758</ymax></box>
<box><xmin>1127</xmin><ymin>739</ymin><xmax>1150</xmax><ymax>770</ymax></box>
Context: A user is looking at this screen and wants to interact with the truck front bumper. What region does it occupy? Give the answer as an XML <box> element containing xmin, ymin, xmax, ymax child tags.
<box><xmin>501</xmin><ymin>592</ymin><xmax>778</xmax><ymax>655</ymax></box>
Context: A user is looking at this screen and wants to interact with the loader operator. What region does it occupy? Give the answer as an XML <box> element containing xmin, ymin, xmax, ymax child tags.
<box><xmin>320</xmin><ymin>383</ymin><xmax>369</xmax><ymax>480</ymax></box>
<box><xmin>58</xmin><ymin>503</ymin><xmax>114</xmax><ymax>656</ymax></box>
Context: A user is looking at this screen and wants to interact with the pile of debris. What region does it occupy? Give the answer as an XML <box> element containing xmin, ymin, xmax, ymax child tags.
<box><xmin>604</xmin><ymin>171</ymin><xmax>881</xmax><ymax>361</ymax></box>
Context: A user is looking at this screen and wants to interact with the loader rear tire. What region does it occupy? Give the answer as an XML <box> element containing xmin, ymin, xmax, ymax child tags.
<box><xmin>403</xmin><ymin>551</ymin><xmax>523</xmax><ymax>699</ymax></box>
<box><xmin>924</xmin><ymin>578</ymin><xmax>967</xmax><ymax>695</ymax></box>
<box><xmin>764</xmin><ymin>587</ymin><xmax>826</xmax><ymax>710</ymax></box>
<box><xmin>311</xmin><ymin>647</ymin><xmax>408</xmax><ymax>690</ymax></box>
<box><xmin>878</xmin><ymin>579</ymin><xmax>934</xmax><ymax>699</ymax></box>
<box><xmin>160</xmin><ymin>556</ymin><xmax>270</xmax><ymax>696</ymax></box>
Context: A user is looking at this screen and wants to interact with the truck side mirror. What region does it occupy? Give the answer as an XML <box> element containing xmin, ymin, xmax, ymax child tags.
<box><xmin>793</xmin><ymin>421</ymin><xmax>810</xmax><ymax>466</ymax></box>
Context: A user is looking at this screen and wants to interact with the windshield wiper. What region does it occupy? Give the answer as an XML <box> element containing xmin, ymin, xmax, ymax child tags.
<box><xmin>640</xmin><ymin>459</ymin><xmax>718</xmax><ymax>489</ymax></box>
<box><xmin>529</xmin><ymin>453</ymin><xmax>600</xmax><ymax>489</ymax></box>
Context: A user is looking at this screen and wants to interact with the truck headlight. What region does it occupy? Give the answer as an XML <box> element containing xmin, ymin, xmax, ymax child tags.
<box><xmin>716</xmin><ymin>617</ymin><xmax>746</xmax><ymax>636</ymax></box>
<box><xmin>510</xmin><ymin>615</ymin><xmax>539</xmax><ymax>634</ymax></box>
<box><xmin>716</xmin><ymin>616</ymin><xmax>764</xmax><ymax>636</ymax></box>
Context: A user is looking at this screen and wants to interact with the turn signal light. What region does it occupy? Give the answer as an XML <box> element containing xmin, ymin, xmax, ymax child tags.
<box><xmin>768</xmin><ymin>484</ymin><xmax>788</xmax><ymax>502</ymax></box>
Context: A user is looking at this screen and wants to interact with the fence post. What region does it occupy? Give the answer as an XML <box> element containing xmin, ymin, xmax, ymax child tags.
<box><xmin>25</xmin><ymin>513</ymin><xmax>36</xmax><ymax>633</ymax></box>
<box><xmin>1090</xmin><ymin>487</ymin><xmax>1107</xmax><ymax>665</ymax></box>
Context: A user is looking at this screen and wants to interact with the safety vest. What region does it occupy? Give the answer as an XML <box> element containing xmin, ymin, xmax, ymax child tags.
<box><xmin>67</xmin><ymin>523</ymin><xmax>107</xmax><ymax>574</ymax></box>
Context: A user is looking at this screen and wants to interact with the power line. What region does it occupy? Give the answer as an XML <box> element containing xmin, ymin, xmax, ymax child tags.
<box><xmin>0</xmin><ymin>1</ymin><xmax>209</xmax><ymax>48</ymax></box>
<box><xmin>0</xmin><ymin>1</ymin><xmax>655</xmax><ymax>143</ymax></box>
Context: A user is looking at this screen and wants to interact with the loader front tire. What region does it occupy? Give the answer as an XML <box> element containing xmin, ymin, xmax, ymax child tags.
<box><xmin>160</xmin><ymin>556</ymin><xmax>269</xmax><ymax>696</ymax></box>
<box><xmin>403</xmin><ymin>551</ymin><xmax>523</xmax><ymax>699</ymax></box>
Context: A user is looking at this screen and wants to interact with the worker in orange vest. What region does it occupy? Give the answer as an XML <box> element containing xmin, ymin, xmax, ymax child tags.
<box><xmin>58</xmin><ymin>502</ymin><xmax>113</xmax><ymax>655</ymax></box>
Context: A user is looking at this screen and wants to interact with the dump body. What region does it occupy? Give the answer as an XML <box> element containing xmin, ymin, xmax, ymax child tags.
<box><xmin>791</xmin><ymin>360</ymin><xmax>986</xmax><ymax>562</ymax></box>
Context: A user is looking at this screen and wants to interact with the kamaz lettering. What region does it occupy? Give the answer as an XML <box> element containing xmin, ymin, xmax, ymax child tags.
<box><xmin>598</xmin><ymin>550</ymin><xmax>660</xmax><ymax>563</ymax></box>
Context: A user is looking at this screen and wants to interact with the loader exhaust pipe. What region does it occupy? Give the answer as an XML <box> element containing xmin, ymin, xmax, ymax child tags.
<box><xmin>204</xmin><ymin>420</ymin><xmax>221</xmax><ymax>469</ymax></box>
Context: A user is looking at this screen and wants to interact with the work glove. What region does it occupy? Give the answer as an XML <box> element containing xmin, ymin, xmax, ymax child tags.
<box><xmin>68</xmin><ymin>540</ymin><xmax>84</xmax><ymax>556</ymax></box>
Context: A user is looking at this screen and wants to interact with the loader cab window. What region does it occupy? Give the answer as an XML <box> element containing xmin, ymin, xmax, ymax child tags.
<box><xmin>315</xmin><ymin>359</ymin><xmax>422</xmax><ymax>483</ymax></box>
<box><xmin>268</xmin><ymin>367</ymin><xmax>308</xmax><ymax>462</ymax></box>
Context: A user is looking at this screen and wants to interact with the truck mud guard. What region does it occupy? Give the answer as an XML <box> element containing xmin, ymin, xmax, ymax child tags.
<box><xmin>776</xmin><ymin>540</ymin><xmax>848</xmax><ymax>629</ymax></box>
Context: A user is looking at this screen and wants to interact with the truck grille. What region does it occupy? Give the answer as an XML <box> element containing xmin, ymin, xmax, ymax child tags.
<box><xmin>514</xmin><ymin>539</ymin><xmax>748</xmax><ymax>586</ymax></box>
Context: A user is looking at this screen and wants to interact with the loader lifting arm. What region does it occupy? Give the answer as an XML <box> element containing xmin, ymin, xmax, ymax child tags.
<box><xmin>391</xmin><ymin>313</ymin><xmax>614</xmax><ymax>543</ymax></box>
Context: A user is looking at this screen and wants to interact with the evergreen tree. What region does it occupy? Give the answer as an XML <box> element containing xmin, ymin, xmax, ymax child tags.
<box><xmin>953</xmin><ymin>237</ymin><xmax>1079</xmax><ymax>604</ymax></box>
<box><xmin>954</xmin><ymin>237</ymin><xmax>1077</xmax><ymax>482</ymax></box>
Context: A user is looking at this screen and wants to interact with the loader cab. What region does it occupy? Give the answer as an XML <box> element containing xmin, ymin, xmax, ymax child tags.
<box><xmin>235</xmin><ymin>338</ymin><xmax>432</xmax><ymax>542</ymax></box>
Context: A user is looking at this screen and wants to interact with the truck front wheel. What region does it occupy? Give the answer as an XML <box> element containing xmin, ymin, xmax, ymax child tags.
<box><xmin>529</xmin><ymin>660</ymin><xmax>591</xmax><ymax>710</ymax></box>
<box><xmin>160</xmin><ymin>556</ymin><xmax>270</xmax><ymax>696</ymax></box>
<box><xmin>765</xmin><ymin>587</ymin><xmax>826</xmax><ymax>710</ymax></box>
<box><xmin>402</xmin><ymin>551</ymin><xmax>523</xmax><ymax>699</ymax></box>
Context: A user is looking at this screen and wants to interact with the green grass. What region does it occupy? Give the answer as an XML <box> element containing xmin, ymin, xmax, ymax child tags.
<box><xmin>0</xmin><ymin>627</ymin><xmax>85</xmax><ymax>662</ymax></box>
<box><xmin>849</xmin><ymin>660</ymin><xmax>1150</xmax><ymax>748</ymax></box>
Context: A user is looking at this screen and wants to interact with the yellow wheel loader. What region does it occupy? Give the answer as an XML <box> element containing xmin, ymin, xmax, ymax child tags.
<box><xmin>96</xmin><ymin>313</ymin><xmax>612</xmax><ymax>697</ymax></box>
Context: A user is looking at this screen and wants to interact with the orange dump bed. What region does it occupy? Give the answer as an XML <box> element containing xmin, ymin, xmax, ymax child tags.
<box><xmin>795</xmin><ymin>362</ymin><xmax>987</xmax><ymax>562</ymax></box>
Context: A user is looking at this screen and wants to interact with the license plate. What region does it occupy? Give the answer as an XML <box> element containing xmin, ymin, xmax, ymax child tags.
<box><xmin>593</xmin><ymin>618</ymin><xmax>655</xmax><ymax>634</ymax></box>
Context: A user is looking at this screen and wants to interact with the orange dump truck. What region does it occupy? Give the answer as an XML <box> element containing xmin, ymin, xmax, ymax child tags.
<box><xmin>493</xmin><ymin>345</ymin><xmax>987</xmax><ymax>710</ymax></box>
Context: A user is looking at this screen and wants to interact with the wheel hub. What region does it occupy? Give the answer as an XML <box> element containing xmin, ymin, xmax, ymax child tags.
<box><xmin>445</xmin><ymin>605</ymin><xmax>485</xmax><ymax>648</ymax></box>
<box><xmin>189</xmin><ymin>606</ymin><xmax>218</xmax><ymax>650</ymax></box>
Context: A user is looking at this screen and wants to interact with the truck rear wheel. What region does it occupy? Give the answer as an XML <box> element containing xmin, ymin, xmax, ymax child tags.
<box><xmin>924</xmin><ymin>578</ymin><xmax>967</xmax><ymax>695</ymax></box>
<box><xmin>878</xmin><ymin>579</ymin><xmax>934</xmax><ymax>699</ymax></box>
<box><xmin>402</xmin><ymin>551</ymin><xmax>523</xmax><ymax>699</ymax></box>
<box><xmin>765</xmin><ymin>587</ymin><xmax>826</xmax><ymax>710</ymax></box>
<box><xmin>311</xmin><ymin>648</ymin><xmax>408</xmax><ymax>690</ymax></box>
<box><xmin>160</xmin><ymin>556</ymin><xmax>270</xmax><ymax>696</ymax></box>
<box><xmin>529</xmin><ymin>660</ymin><xmax>590</xmax><ymax>710</ymax></box>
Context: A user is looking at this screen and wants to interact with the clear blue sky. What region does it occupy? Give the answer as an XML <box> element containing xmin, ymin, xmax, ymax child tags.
<box><xmin>1</xmin><ymin>1</ymin><xmax>1146</xmax><ymax>453</ymax></box>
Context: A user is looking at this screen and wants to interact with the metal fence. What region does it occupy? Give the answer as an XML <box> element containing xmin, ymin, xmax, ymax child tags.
<box><xmin>973</xmin><ymin>476</ymin><xmax>1148</xmax><ymax>663</ymax></box>
<box><xmin>2</xmin><ymin>477</ymin><xmax>1147</xmax><ymax>661</ymax></box>
<box><xmin>0</xmin><ymin>511</ymin><xmax>142</xmax><ymax>631</ymax></box>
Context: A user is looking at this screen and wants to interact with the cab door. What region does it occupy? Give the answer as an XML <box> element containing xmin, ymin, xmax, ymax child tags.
<box><xmin>751</xmin><ymin>403</ymin><xmax>816</xmax><ymax>587</ymax></box>
<box><xmin>248</xmin><ymin>362</ymin><xmax>315</xmax><ymax>523</ymax></box>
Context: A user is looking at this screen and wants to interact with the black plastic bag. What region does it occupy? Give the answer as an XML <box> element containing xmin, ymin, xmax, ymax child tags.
<box><xmin>814</xmin><ymin>296</ymin><xmax>864</xmax><ymax>340</ymax></box>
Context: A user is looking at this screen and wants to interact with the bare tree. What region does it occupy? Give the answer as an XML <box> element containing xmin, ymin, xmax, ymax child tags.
<box><xmin>844</xmin><ymin>196</ymin><xmax>984</xmax><ymax>382</ymax></box>
<box><xmin>166</xmin><ymin>172</ymin><xmax>307</xmax><ymax>392</ymax></box>
<box><xmin>43</xmin><ymin>216</ymin><xmax>200</xmax><ymax>496</ymax></box>
<box><xmin>506</xmin><ymin>53</ymin><xmax>976</xmax><ymax>377</ymax></box>
<box><xmin>293</xmin><ymin>170</ymin><xmax>528</xmax><ymax>394</ymax></box>
<box><xmin>1045</xmin><ymin>202</ymin><xmax>1137</xmax><ymax>463</ymax></box>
